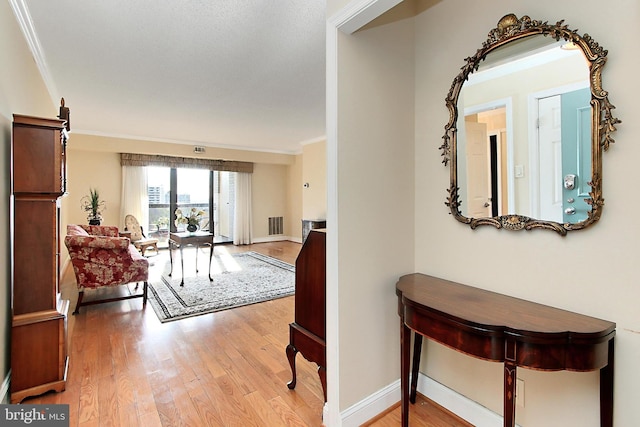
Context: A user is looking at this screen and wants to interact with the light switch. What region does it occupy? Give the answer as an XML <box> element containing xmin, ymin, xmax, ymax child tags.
<box><xmin>515</xmin><ymin>164</ymin><xmax>524</xmax><ymax>178</ymax></box>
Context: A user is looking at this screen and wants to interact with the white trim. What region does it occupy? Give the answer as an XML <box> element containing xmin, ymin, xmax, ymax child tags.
<box><xmin>249</xmin><ymin>235</ymin><xmax>297</xmax><ymax>244</ymax></box>
<box><xmin>1</xmin><ymin>370</ymin><xmax>10</xmax><ymax>404</ymax></box>
<box><xmin>299</xmin><ymin>135</ymin><xmax>327</xmax><ymax>146</ymax></box>
<box><xmin>335</xmin><ymin>373</ymin><xmax>521</xmax><ymax>427</ymax></box>
<box><xmin>417</xmin><ymin>374</ymin><xmax>520</xmax><ymax>427</ymax></box>
<box><xmin>72</xmin><ymin>129</ymin><xmax>305</xmax><ymax>156</ymax></box>
<box><xmin>340</xmin><ymin>380</ymin><xmax>400</xmax><ymax>426</ymax></box>
<box><xmin>325</xmin><ymin>10</ymin><xmax>341</xmax><ymax>426</ymax></box>
<box><xmin>333</xmin><ymin>0</ymin><xmax>403</xmax><ymax>34</ymax></box>
<box><xmin>8</xmin><ymin>0</ymin><xmax>59</xmax><ymax>107</ymax></box>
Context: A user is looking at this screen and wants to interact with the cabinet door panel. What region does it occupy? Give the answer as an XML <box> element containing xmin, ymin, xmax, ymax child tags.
<box><xmin>294</xmin><ymin>230</ymin><xmax>326</xmax><ymax>339</ymax></box>
<box><xmin>13</xmin><ymin>124</ymin><xmax>64</xmax><ymax>194</ymax></box>
<box><xmin>13</xmin><ymin>198</ymin><xmax>58</xmax><ymax>314</ymax></box>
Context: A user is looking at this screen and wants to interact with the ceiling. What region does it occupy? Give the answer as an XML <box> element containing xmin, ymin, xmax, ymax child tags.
<box><xmin>15</xmin><ymin>1</ymin><xmax>326</xmax><ymax>154</ymax></box>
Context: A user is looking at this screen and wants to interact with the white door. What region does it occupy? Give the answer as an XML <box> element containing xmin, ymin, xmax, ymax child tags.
<box><xmin>538</xmin><ymin>95</ymin><xmax>563</xmax><ymax>222</ymax></box>
<box><xmin>465</xmin><ymin>121</ymin><xmax>491</xmax><ymax>217</ymax></box>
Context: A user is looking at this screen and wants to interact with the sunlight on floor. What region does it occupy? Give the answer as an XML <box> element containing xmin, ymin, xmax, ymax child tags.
<box><xmin>212</xmin><ymin>245</ymin><xmax>242</xmax><ymax>273</ymax></box>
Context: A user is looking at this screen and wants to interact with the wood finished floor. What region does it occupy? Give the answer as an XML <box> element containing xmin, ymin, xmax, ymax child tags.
<box><xmin>25</xmin><ymin>241</ymin><xmax>470</xmax><ymax>427</ymax></box>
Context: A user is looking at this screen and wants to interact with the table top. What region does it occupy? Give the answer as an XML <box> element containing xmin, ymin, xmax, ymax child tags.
<box><xmin>397</xmin><ymin>273</ymin><xmax>615</xmax><ymax>337</ymax></box>
<box><xmin>169</xmin><ymin>231</ymin><xmax>214</xmax><ymax>243</ymax></box>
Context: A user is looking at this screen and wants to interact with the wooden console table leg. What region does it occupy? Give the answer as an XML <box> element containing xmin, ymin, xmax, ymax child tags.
<box><xmin>410</xmin><ymin>333</ymin><xmax>423</xmax><ymax>404</ymax></box>
<box><xmin>401</xmin><ymin>321</ymin><xmax>411</xmax><ymax>427</ymax></box>
<box><xmin>600</xmin><ymin>337</ymin><xmax>615</xmax><ymax>427</ymax></box>
<box><xmin>504</xmin><ymin>362</ymin><xmax>517</xmax><ymax>427</ymax></box>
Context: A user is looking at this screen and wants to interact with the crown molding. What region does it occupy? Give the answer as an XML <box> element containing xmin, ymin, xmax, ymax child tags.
<box><xmin>9</xmin><ymin>0</ymin><xmax>59</xmax><ymax>105</ymax></box>
<box><xmin>330</xmin><ymin>0</ymin><xmax>402</xmax><ymax>34</ymax></box>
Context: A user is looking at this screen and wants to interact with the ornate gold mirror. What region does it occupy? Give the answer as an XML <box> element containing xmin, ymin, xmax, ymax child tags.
<box><xmin>441</xmin><ymin>14</ymin><xmax>620</xmax><ymax>235</ymax></box>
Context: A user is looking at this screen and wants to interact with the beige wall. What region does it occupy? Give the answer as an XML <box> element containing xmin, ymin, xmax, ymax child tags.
<box><xmin>333</xmin><ymin>15</ymin><xmax>416</xmax><ymax>409</ymax></box>
<box><xmin>287</xmin><ymin>154</ymin><xmax>304</xmax><ymax>241</ymax></box>
<box><xmin>0</xmin><ymin>0</ymin><xmax>58</xmax><ymax>401</ymax></box>
<box><xmin>329</xmin><ymin>0</ymin><xmax>639</xmax><ymax>425</ymax></box>
<box><xmin>63</xmin><ymin>134</ymin><xmax>302</xmax><ymax>250</ymax></box>
<box><xmin>415</xmin><ymin>2</ymin><xmax>639</xmax><ymax>425</ymax></box>
<box><xmin>251</xmin><ymin>162</ymin><xmax>288</xmax><ymax>239</ymax></box>
<box><xmin>65</xmin><ymin>133</ymin><xmax>296</xmax><ymax>165</ymax></box>
<box><xmin>63</xmin><ymin>149</ymin><xmax>123</xmax><ymax>230</ymax></box>
<box><xmin>302</xmin><ymin>140</ymin><xmax>327</xmax><ymax>220</ymax></box>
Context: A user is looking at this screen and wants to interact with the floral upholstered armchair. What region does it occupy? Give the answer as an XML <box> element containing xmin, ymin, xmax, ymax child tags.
<box><xmin>64</xmin><ymin>224</ymin><xmax>149</xmax><ymax>314</ymax></box>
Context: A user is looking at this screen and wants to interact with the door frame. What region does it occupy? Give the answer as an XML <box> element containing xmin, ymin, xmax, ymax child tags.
<box><xmin>464</xmin><ymin>97</ymin><xmax>514</xmax><ymax>214</ymax></box>
<box><xmin>528</xmin><ymin>80</ymin><xmax>590</xmax><ymax>218</ymax></box>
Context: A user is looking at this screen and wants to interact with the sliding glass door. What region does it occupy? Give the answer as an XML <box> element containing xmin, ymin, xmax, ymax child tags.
<box><xmin>147</xmin><ymin>167</ymin><xmax>234</xmax><ymax>247</ymax></box>
<box><xmin>176</xmin><ymin>168</ymin><xmax>211</xmax><ymax>231</ymax></box>
<box><xmin>147</xmin><ymin>167</ymin><xmax>171</xmax><ymax>247</ymax></box>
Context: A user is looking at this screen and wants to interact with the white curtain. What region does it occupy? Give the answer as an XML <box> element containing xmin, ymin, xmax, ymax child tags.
<box><xmin>233</xmin><ymin>172</ymin><xmax>252</xmax><ymax>245</ymax></box>
<box><xmin>120</xmin><ymin>166</ymin><xmax>149</xmax><ymax>231</ymax></box>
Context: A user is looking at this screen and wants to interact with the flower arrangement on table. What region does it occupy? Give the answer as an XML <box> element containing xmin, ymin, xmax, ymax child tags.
<box><xmin>175</xmin><ymin>208</ymin><xmax>205</xmax><ymax>232</ymax></box>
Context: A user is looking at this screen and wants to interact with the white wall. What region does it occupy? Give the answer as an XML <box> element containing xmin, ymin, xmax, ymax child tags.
<box><xmin>415</xmin><ymin>1</ymin><xmax>639</xmax><ymax>426</ymax></box>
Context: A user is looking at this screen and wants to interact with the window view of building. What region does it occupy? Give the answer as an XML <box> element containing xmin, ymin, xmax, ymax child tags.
<box><xmin>147</xmin><ymin>166</ymin><xmax>234</xmax><ymax>247</ymax></box>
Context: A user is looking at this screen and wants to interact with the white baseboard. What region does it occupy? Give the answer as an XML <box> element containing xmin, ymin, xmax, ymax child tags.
<box><xmin>335</xmin><ymin>373</ymin><xmax>515</xmax><ymax>427</ymax></box>
<box><xmin>340</xmin><ymin>380</ymin><xmax>400</xmax><ymax>427</ymax></box>
<box><xmin>417</xmin><ymin>373</ymin><xmax>518</xmax><ymax>427</ymax></box>
<box><xmin>250</xmin><ymin>235</ymin><xmax>298</xmax><ymax>244</ymax></box>
<box><xmin>1</xmin><ymin>370</ymin><xmax>10</xmax><ymax>404</ymax></box>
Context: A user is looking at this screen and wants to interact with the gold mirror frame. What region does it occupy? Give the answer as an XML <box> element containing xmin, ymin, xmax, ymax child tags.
<box><xmin>441</xmin><ymin>14</ymin><xmax>620</xmax><ymax>235</ymax></box>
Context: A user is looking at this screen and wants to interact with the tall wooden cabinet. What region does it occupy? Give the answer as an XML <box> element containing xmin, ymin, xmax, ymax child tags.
<box><xmin>286</xmin><ymin>229</ymin><xmax>326</xmax><ymax>401</ymax></box>
<box><xmin>10</xmin><ymin>114</ymin><xmax>69</xmax><ymax>403</ymax></box>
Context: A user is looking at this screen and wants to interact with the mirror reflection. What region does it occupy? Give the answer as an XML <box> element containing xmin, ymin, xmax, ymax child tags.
<box><xmin>457</xmin><ymin>37</ymin><xmax>591</xmax><ymax>223</ymax></box>
<box><xmin>442</xmin><ymin>14</ymin><xmax>620</xmax><ymax>235</ymax></box>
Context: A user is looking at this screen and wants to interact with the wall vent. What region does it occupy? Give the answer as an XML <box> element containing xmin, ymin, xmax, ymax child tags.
<box><xmin>194</xmin><ymin>146</ymin><xmax>206</xmax><ymax>153</ymax></box>
<box><xmin>268</xmin><ymin>216</ymin><xmax>284</xmax><ymax>235</ymax></box>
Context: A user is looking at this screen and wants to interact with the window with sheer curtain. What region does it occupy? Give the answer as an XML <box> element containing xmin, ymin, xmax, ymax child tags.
<box><xmin>120</xmin><ymin>154</ymin><xmax>254</xmax><ymax>245</ymax></box>
<box><xmin>120</xmin><ymin>166</ymin><xmax>149</xmax><ymax>231</ymax></box>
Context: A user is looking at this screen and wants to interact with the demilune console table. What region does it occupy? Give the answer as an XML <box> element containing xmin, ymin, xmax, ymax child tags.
<box><xmin>396</xmin><ymin>273</ymin><xmax>615</xmax><ymax>427</ymax></box>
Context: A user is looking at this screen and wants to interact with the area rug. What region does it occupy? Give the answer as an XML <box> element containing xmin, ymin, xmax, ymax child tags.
<box><xmin>147</xmin><ymin>250</ymin><xmax>295</xmax><ymax>322</ymax></box>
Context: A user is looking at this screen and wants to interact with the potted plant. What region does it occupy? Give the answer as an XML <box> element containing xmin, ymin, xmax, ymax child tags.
<box><xmin>81</xmin><ymin>188</ymin><xmax>106</xmax><ymax>225</ymax></box>
<box><xmin>155</xmin><ymin>216</ymin><xmax>169</xmax><ymax>231</ymax></box>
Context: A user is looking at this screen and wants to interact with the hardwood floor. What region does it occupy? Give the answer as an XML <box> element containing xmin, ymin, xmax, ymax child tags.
<box><xmin>24</xmin><ymin>241</ymin><xmax>470</xmax><ymax>426</ymax></box>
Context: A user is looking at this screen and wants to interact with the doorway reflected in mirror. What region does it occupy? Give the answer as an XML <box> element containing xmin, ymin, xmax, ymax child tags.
<box><xmin>441</xmin><ymin>14</ymin><xmax>620</xmax><ymax>235</ymax></box>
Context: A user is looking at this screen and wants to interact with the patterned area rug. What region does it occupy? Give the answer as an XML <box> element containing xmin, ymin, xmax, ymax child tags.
<box><xmin>147</xmin><ymin>249</ymin><xmax>295</xmax><ymax>322</ymax></box>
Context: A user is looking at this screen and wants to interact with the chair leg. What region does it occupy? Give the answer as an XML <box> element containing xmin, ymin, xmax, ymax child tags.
<box><xmin>143</xmin><ymin>282</ymin><xmax>148</xmax><ymax>307</ymax></box>
<box><xmin>73</xmin><ymin>291</ymin><xmax>84</xmax><ymax>315</ymax></box>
